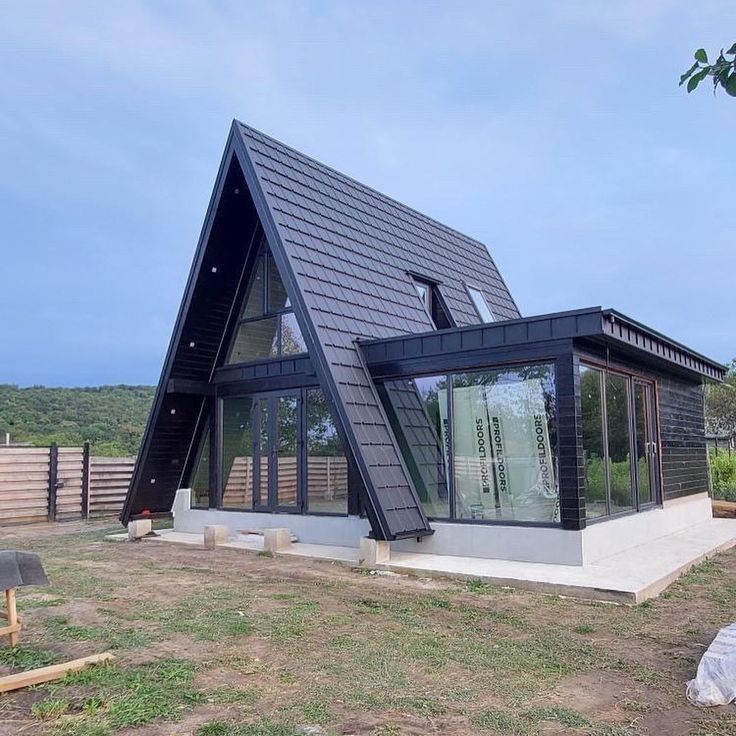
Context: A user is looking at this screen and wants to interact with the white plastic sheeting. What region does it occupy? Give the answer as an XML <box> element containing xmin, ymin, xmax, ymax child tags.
<box><xmin>687</xmin><ymin>623</ymin><xmax>736</xmax><ymax>706</ymax></box>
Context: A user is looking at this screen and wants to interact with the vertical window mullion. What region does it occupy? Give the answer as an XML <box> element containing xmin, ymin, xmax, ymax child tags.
<box><xmin>600</xmin><ymin>370</ymin><xmax>611</xmax><ymax>516</ymax></box>
<box><xmin>447</xmin><ymin>373</ymin><xmax>456</xmax><ymax>520</ymax></box>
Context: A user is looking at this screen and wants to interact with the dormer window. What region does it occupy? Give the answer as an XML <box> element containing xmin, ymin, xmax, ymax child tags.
<box><xmin>411</xmin><ymin>276</ymin><xmax>454</xmax><ymax>330</ymax></box>
<box><xmin>467</xmin><ymin>285</ymin><xmax>495</xmax><ymax>323</ymax></box>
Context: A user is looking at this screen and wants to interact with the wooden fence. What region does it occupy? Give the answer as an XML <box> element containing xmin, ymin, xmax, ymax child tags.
<box><xmin>0</xmin><ymin>447</ymin><xmax>349</xmax><ymax>526</ymax></box>
<box><xmin>0</xmin><ymin>444</ymin><xmax>135</xmax><ymax>526</ymax></box>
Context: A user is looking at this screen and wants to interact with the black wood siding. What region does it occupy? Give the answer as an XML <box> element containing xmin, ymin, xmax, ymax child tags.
<box><xmin>124</xmin><ymin>156</ymin><xmax>259</xmax><ymax>518</ymax></box>
<box><xmin>658</xmin><ymin>376</ymin><xmax>710</xmax><ymax>500</ymax></box>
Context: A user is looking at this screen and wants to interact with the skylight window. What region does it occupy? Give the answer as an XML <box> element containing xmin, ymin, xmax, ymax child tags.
<box><xmin>467</xmin><ymin>286</ymin><xmax>495</xmax><ymax>323</ymax></box>
<box><xmin>411</xmin><ymin>276</ymin><xmax>453</xmax><ymax>330</ymax></box>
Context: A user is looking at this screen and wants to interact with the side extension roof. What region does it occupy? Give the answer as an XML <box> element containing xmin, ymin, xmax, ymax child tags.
<box><xmin>122</xmin><ymin>121</ymin><xmax>520</xmax><ymax>539</ymax></box>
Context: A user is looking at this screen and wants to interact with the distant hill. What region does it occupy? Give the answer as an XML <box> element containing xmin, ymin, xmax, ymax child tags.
<box><xmin>0</xmin><ymin>384</ymin><xmax>155</xmax><ymax>456</ymax></box>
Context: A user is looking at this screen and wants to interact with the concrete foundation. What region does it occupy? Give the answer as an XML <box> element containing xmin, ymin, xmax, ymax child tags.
<box><xmin>171</xmin><ymin>488</ymin><xmax>717</xmax><ymax>567</ymax></box>
<box><xmin>152</xmin><ymin>489</ymin><xmax>736</xmax><ymax>602</ymax></box>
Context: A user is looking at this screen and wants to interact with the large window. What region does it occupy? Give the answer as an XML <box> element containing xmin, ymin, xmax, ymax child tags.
<box><xmin>378</xmin><ymin>363</ymin><xmax>559</xmax><ymax>524</ymax></box>
<box><xmin>378</xmin><ymin>375</ymin><xmax>451</xmax><ymax>519</ymax></box>
<box><xmin>306</xmin><ymin>389</ymin><xmax>348</xmax><ymax>514</ymax></box>
<box><xmin>190</xmin><ymin>424</ymin><xmax>211</xmax><ymax>508</ymax></box>
<box><xmin>221</xmin><ymin>396</ymin><xmax>255</xmax><ymax>509</ymax></box>
<box><xmin>226</xmin><ymin>245</ymin><xmax>307</xmax><ymax>364</ymax></box>
<box><xmin>190</xmin><ymin>388</ymin><xmax>349</xmax><ymax>516</ymax></box>
<box><xmin>580</xmin><ymin>364</ymin><xmax>658</xmax><ymax>519</ymax></box>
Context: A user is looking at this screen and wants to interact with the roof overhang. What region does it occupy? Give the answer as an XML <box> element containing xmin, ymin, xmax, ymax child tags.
<box><xmin>359</xmin><ymin>307</ymin><xmax>726</xmax><ymax>383</ymax></box>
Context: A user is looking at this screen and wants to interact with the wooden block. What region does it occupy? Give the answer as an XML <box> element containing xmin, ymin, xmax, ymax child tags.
<box><xmin>0</xmin><ymin>652</ymin><xmax>114</xmax><ymax>693</ymax></box>
<box><xmin>5</xmin><ymin>589</ymin><xmax>19</xmax><ymax>647</ymax></box>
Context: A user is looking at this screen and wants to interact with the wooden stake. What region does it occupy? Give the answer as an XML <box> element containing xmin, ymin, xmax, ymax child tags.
<box><xmin>4</xmin><ymin>589</ymin><xmax>19</xmax><ymax>647</ymax></box>
<box><xmin>0</xmin><ymin>652</ymin><xmax>114</xmax><ymax>693</ymax></box>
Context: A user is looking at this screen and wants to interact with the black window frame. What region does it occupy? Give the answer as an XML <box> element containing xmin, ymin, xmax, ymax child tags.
<box><xmin>465</xmin><ymin>283</ymin><xmax>495</xmax><ymax>323</ymax></box>
<box><xmin>377</xmin><ymin>359</ymin><xmax>562</xmax><ymax>528</ymax></box>
<box><xmin>226</xmin><ymin>244</ymin><xmax>307</xmax><ymax>366</ymax></box>
<box><xmin>409</xmin><ymin>274</ymin><xmax>455</xmax><ymax>330</ymax></box>
<box><xmin>579</xmin><ymin>360</ymin><xmax>661</xmax><ymax>522</ymax></box>
<box><xmin>188</xmin><ymin>384</ymin><xmax>351</xmax><ymax>518</ymax></box>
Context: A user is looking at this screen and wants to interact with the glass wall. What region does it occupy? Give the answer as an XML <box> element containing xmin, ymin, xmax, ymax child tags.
<box><xmin>190</xmin><ymin>425</ymin><xmax>211</xmax><ymax>508</ymax></box>
<box><xmin>378</xmin><ymin>375</ymin><xmax>451</xmax><ymax>519</ymax></box>
<box><xmin>580</xmin><ymin>366</ymin><xmax>607</xmax><ymax>517</ymax></box>
<box><xmin>452</xmin><ymin>366</ymin><xmax>558</xmax><ymax>523</ymax></box>
<box><xmin>377</xmin><ymin>363</ymin><xmax>558</xmax><ymax>524</ymax></box>
<box><xmin>606</xmin><ymin>373</ymin><xmax>633</xmax><ymax>513</ymax></box>
<box><xmin>580</xmin><ymin>363</ymin><xmax>657</xmax><ymax>519</ymax></box>
<box><xmin>306</xmin><ymin>388</ymin><xmax>348</xmax><ymax>514</ymax></box>
<box><xmin>221</xmin><ymin>396</ymin><xmax>255</xmax><ymax>509</ymax></box>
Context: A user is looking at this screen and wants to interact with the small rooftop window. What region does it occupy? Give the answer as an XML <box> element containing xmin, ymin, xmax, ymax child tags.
<box><xmin>411</xmin><ymin>276</ymin><xmax>453</xmax><ymax>330</ymax></box>
<box><xmin>467</xmin><ymin>285</ymin><xmax>495</xmax><ymax>323</ymax></box>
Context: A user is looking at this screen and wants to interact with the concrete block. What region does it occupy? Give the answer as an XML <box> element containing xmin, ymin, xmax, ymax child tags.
<box><xmin>204</xmin><ymin>525</ymin><xmax>230</xmax><ymax>549</ymax></box>
<box><xmin>358</xmin><ymin>537</ymin><xmax>390</xmax><ymax>567</ymax></box>
<box><xmin>171</xmin><ymin>488</ymin><xmax>191</xmax><ymax>518</ymax></box>
<box><xmin>128</xmin><ymin>519</ymin><xmax>151</xmax><ymax>540</ymax></box>
<box><xmin>263</xmin><ymin>528</ymin><xmax>292</xmax><ymax>553</ymax></box>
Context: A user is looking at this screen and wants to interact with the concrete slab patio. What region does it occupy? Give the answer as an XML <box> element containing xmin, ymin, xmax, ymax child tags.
<box><xmin>120</xmin><ymin>516</ymin><xmax>736</xmax><ymax>603</ymax></box>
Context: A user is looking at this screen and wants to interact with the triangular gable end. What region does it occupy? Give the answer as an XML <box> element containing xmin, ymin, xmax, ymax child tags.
<box><xmin>122</xmin><ymin>124</ymin><xmax>431</xmax><ymax>541</ymax></box>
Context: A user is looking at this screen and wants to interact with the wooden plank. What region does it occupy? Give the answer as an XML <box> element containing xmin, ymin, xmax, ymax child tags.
<box><xmin>0</xmin><ymin>653</ymin><xmax>115</xmax><ymax>693</ymax></box>
<box><xmin>4</xmin><ymin>589</ymin><xmax>19</xmax><ymax>646</ymax></box>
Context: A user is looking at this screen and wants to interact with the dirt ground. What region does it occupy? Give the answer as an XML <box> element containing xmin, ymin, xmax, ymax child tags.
<box><xmin>1</xmin><ymin>520</ymin><xmax>736</xmax><ymax>736</ymax></box>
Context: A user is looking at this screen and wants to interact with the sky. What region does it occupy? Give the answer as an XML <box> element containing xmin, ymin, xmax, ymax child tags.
<box><xmin>1</xmin><ymin>1</ymin><xmax>734</xmax><ymax>387</ymax></box>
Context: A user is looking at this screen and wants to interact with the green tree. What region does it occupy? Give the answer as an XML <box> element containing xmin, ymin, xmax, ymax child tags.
<box><xmin>706</xmin><ymin>360</ymin><xmax>736</xmax><ymax>438</ymax></box>
<box><xmin>680</xmin><ymin>44</ymin><xmax>736</xmax><ymax>96</ymax></box>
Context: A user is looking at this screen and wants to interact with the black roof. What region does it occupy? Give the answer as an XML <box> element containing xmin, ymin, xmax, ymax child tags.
<box><xmin>360</xmin><ymin>307</ymin><xmax>726</xmax><ymax>382</ymax></box>
<box><xmin>122</xmin><ymin>121</ymin><xmax>519</xmax><ymax>538</ymax></box>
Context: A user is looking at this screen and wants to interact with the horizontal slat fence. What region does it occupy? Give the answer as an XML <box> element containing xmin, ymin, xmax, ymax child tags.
<box><xmin>0</xmin><ymin>448</ymin><xmax>349</xmax><ymax>525</ymax></box>
<box><xmin>0</xmin><ymin>447</ymin><xmax>51</xmax><ymax>525</ymax></box>
<box><xmin>0</xmin><ymin>445</ymin><xmax>136</xmax><ymax>526</ymax></box>
<box><xmin>89</xmin><ymin>456</ymin><xmax>136</xmax><ymax>518</ymax></box>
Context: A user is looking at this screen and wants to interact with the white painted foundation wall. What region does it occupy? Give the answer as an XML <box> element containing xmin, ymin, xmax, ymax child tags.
<box><xmin>171</xmin><ymin>489</ymin><xmax>713</xmax><ymax>567</ymax></box>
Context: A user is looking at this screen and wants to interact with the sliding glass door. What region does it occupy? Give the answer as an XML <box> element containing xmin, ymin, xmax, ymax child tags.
<box><xmin>580</xmin><ymin>364</ymin><xmax>660</xmax><ymax>519</ymax></box>
<box><xmin>253</xmin><ymin>392</ymin><xmax>301</xmax><ymax>512</ymax></box>
<box><xmin>633</xmin><ymin>381</ymin><xmax>658</xmax><ymax>507</ymax></box>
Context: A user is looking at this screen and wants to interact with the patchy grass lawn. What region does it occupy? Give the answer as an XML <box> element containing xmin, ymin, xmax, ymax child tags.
<box><xmin>1</xmin><ymin>521</ymin><xmax>736</xmax><ymax>735</ymax></box>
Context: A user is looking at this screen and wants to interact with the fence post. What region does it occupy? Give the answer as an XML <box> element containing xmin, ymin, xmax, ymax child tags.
<box><xmin>81</xmin><ymin>442</ymin><xmax>90</xmax><ymax>520</ymax></box>
<box><xmin>48</xmin><ymin>443</ymin><xmax>59</xmax><ymax>522</ymax></box>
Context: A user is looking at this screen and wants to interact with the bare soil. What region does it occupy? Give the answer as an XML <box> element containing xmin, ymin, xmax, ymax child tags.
<box><xmin>1</xmin><ymin>519</ymin><xmax>736</xmax><ymax>735</ymax></box>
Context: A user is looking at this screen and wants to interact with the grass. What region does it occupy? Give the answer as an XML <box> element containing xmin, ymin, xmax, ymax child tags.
<box><xmin>0</xmin><ymin>645</ymin><xmax>57</xmax><ymax>669</ymax></box>
<box><xmin>47</xmin><ymin>659</ymin><xmax>203</xmax><ymax>734</ymax></box>
<box><xmin>3</xmin><ymin>521</ymin><xmax>736</xmax><ymax>736</ymax></box>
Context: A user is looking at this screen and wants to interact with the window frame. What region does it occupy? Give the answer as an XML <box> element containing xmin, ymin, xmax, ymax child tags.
<box><xmin>465</xmin><ymin>284</ymin><xmax>495</xmax><ymax>323</ymax></box>
<box><xmin>579</xmin><ymin>360</ymin><xmax>661</xmax><ymax>523</ymax></box>
<box><xmin>409</xmin><ymin>274</ymin><xmax>455</xmax><ymax>330</ymax></box>
<box><xmin>226</xmin><ymin>246</ymin><xmax>307</xmax><ymax>366</ymax></box>
<box><xmin>377</xmin><ymin>360</ymin><xmax>561</xmax><ymax>528</ymax></box>
<box><xmin>188</xmin><ymin>385</ymin><xmax>351</xmax><ymax>518</ymax></box>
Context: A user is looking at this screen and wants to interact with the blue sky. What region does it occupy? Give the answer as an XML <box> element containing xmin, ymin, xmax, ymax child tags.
<box><xmin>1</xmin><ymin>2</ymin><xmax>734</xmax><ymax>387</ymax></box>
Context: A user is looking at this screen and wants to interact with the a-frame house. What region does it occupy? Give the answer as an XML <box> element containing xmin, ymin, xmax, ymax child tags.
<box><xmin>123</xmin><ymin>121</ymin><xmax>726</xmax><ymax>567</ymax></box>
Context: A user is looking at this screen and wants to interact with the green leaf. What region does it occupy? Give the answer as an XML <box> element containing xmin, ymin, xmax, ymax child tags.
<box><xmin>695</xmin><ymin>48</ymin><xmax>708</xmax><ymax>63</ymax></box>
<box><xmin>679</xmin><ymin>61</ymin><xmax>699</xmax><ymax>85</ymax></box>
<box><xmin>726</xmin><ymin>43</ymin><xmax>736</xmax><ymax>56</ymax></box>
<box><xmin>687</xmin><ymin>69</ymin><xmax>708</xmax><ymax>92</ymax></box>
<box><xmin>725</xmin><ymin>73</ymin><xmax>736</xmax><ymax>97</ymax></box>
